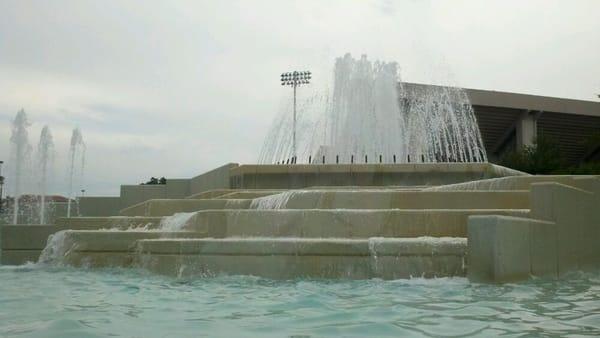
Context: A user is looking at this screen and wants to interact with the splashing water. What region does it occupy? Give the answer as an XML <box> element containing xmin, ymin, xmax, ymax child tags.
<box><xmin>38</xmin><ymin>230</ymin><xmax>72</xmax><ymax>265</ymax></box>
<box><xmin>159</xmin><ymin>212</ymin><xmax>196</xmax><ymax>232</ymax></box>
<box><xmin>258</xmin><ymin>53</ymin><xmax>487</xmax><ymax>164</ymax></box>
<box><xmin>8</xmin><ymin>109</ymin><xmax>33</xmax><ymax>224</ymax></box>
<box><xmin>368</xmin><ymin>237</ymin><xmax>382</xmax><ymax>274</ymax></box>
<box><xmin>36</xmin><ymin>126</ymin><xmax>55</xmax><ymax>224</ymax></box>
<box><xmin>249</xmin><ymin>191</ymin><xmax>301</xmax><ymax>209</ymax></box>
<box><xmin>66</xmin><ymin>128</ymin><xmax>85</xmax><ymax>218</ymax></box>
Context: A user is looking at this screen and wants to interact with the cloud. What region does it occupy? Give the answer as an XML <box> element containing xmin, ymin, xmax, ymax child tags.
<box><xmin>1</xmin><ymin>0</ymin><xmax>599</xmax><ymax>196</ymax></box>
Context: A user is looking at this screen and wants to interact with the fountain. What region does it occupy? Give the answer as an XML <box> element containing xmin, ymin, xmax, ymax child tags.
<box><xmin>258</xmin><ymin>53</ymin><xmax>487</xmax><ymax>164</ymax></box>
<box><xmin>3</xmin><ymin>111</ymin><xmax>86</xmax><ymax>224</ymax></box>
<box><xmin>36</xmin><ymin>126</ymin><xmax>55</xmax><ymax>224</ymax></box>
<box><xmin>66</xmin><ymin>128</ymin><xmax>85</xmax><ymax>218</ymax></box>
<box><xmin>0</xmin><ymin>54</ymin><xmax>598</xmax><ymax>287</ymax></box>
<box><xmin>400</xmin><ymin>83</ymin><xmax>487</xmax><ymax>162</ymax></box>
<box><xmin>8</xmin><ymin>109</ymin><xmax>32</xmax><ymax>224</ymax></box>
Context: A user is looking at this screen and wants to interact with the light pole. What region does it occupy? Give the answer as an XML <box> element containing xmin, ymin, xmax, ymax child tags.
<box><xmin>281</xmin><ymin>70</ymin><xmax>311</xmax><ymax>161</ymax></box>
<box><xmin>0</xmin><ymin>161</ymin><xmax>4</xmax><ymax>215</ymax></box>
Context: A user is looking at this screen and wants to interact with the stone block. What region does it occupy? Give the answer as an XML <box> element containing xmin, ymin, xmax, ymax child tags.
<box><xmin>1</xmin><ymin>225</ymin><xmax>64</xmax><ymax>250</ymax></box>
<box><xmin>530</xmin><ymin>182</ymin><xmax>595</xmax><ymax>275</ymax></box>
<box><xmin>529</xmin><ymin>218</ymin><xmax>558</xmax><ymax>277</ymax></box>
<box><xmin>468</xmin><ymin>215</ymin><xmax>531</xmax><ymax>283</ymax></box>
<box><xmin>185</xmin><ymin>209</ymin><xmax>528</xmax><ymax>239</ymax></box>
<box><xmin>0</xmin><ymin>250</ymin><xmax>41</xmax><ymax>265</ymax></box>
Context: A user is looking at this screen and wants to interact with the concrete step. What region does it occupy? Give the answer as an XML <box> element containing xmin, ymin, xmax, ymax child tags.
<box><xmin>250</xmin><ymin>190</ymin><xmax>530</xmax><ymax>209</ymax></box>
<box><xmin>39</xmin><ymin>230</ymin><xmax>207</xmax><ymax>267</ymax></box>
<box><xmin>119</xmin><ymin>199</ymin><xmax>251</xmax><ymax>217</ymax></box>
<box><xmin>215</xmin><ymin>191</ymin><xmax>282</xmax><ymax>199</ymax></box>
<box><xmin>120</xmin><ymin>190</ymin><xmax>530</xmax><ymax>217</ymax></box>
<box><xmin>184</xmin><ymin>209</ymin><xmax>529</xmax><ymax>238</ymax></box>
<box><xmin>0</xmin><ymin>217</ymin><xmax>161</xmax><ymax>265</ymax></box>
<box><xmin>427</xmin><ymin>175</ymin><xmax>599</xmax><ymax>191</ymax></box>
<box><xmin>1</xmin><ymin>217</ymin><xmax>161</xmax><ymax>250</ymax></box>
<box><xmin>136</xmin><ymin>237</ymin><xmax>467</xmax><ymax>279</ymax></box>
<box><xmin>57</xmin><ymin>216</ymin><xmax>162</xmax><ymax>229</ymax></box>
<box><xmin>185</xmin><ymin>189</ymin><xmax>285</xmax><ymax>200</ymax></box>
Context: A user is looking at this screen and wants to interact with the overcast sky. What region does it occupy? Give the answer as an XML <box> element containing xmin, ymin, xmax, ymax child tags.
<box><xmin>1</xmin><ymin>0</ymin><xmax>599</xmax><ymax>196</ymax></box>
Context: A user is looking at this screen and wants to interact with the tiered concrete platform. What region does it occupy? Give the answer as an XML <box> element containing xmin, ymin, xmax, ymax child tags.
<box><xmin>136</xmin><ymin>237</ymin><xmax>467</xmax><ymax>279</ymax></box>
<box><xmin>1</xmin><ymin>217</ymin><xmax>160</xmax><ymax>264</ymax></box>
<box><xmin>1</xmin><ymin>163</ymin><xmax>598</xmax><ymax>283</ymax></box>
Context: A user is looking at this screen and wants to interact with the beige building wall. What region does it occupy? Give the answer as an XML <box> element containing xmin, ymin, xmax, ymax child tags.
<box><xmin>190</xmin><ymin>163</ymin><xmax>238</xmax><ymax>195</ymax></box>
<box><xmin>79</xmin><ymin>197</ymin><xmax>123</xmax><ymax>217</ymax></box>
<box><xmin>120</xmin><ymin>179</ymin><xmax>191</xmax><ymax>209</ymax></box>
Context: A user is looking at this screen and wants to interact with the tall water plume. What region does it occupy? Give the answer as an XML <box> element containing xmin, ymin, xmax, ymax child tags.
<box><xmin>400</xmin><ymin>83</ymin><xmax>486</xmax><ymax>162</ymax></box>
<box><xmin>258</xmin><ymin>53</ymin><xmax>487</xmax><ymax>164</ymax></box>
<box><xmin>322</xmin><ymin>54</ymin><xmax>407</xmax><ymax>163</ymax></box>
<box><xmin>8</xmin><ymin>109</ymin><xmax>32</xmax><ymax>224</ymax></box>
<box><xmin>36</xmin><ymin>126</ymin><xmax>55</xmax><ymax>224</ymax></box>
<box><xmin>66</xmin><ymin>128</ymin><xmax>85</xmax><ymax>217</ymax></box>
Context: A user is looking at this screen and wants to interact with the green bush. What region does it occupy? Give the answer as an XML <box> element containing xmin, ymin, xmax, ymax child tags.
<box><xmin>500</xmin><ymin>134</ymin><xmax>600</xmax><ymax>175</ymax></box>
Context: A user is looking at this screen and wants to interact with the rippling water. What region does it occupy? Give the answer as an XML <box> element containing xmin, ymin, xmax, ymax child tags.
<box><xmin>1</xmin><ymin>265</ymin><xmax>599</xmax><ymax>337</ymax></box>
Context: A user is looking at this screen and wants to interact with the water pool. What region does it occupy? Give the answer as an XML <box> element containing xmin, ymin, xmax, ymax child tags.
<box><xmin>1</xmin><ymin>265</ymin><xmax>599</xmax><ymax>337</ymax></box>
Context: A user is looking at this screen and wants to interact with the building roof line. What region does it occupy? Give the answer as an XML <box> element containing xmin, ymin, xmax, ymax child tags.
<box><xmin>402</xmin><ymin>82</ymin><xmax>600</xmax><ymax>117</ymax></box>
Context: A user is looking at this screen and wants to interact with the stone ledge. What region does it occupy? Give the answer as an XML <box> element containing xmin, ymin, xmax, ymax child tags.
<box><xmin>136</xmin><ymin>237</ymin><xmax>466</xmax><ymax>256</ymax></box>
<box><xmin>135</xmin><ymin>237</ymin><xmax>467</xmax><ymax>279</ymax></box>
<box><xmin>467</xmin><ymin>215</ymin><xmax>557</xmax><ymax>283</ymax></box>
<box><xmin>0</xmin><ymin>249</ymin><xmax>41</xmax><ymax>265</ymax></box>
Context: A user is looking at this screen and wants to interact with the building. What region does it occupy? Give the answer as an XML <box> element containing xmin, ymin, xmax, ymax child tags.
<box><xmin>403</xmin><ymin>83</ymin><xmax>600</xmax><ymax>164</ymax></box>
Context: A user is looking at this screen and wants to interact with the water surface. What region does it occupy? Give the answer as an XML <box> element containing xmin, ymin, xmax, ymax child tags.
<box><xmin>1</xmin><ymin>265</ymin><xmax>599</xmax><ymax>337</ymax></box>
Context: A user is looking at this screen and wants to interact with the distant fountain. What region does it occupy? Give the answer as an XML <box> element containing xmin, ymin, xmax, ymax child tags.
<box><xmin>36</xmin><ymin>126</ymin><xmax>55</xmax><ymax>224</ymax></box>
<box><xmin>258</xmin><ymin>53</ymin><xmax>487</xmax><ymax>164</ymax></box>
<box><xmin>66</xmin><ymin>128</ymin><xmax>85</xmax><ymax>218</ymax></box>
<box><xmin>9</xmin><ymin>109</ymin><xmax>32</xmax><ymax>224</ymax></box>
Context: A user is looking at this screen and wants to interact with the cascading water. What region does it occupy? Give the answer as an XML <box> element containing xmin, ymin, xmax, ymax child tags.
<box><xmin>36</xmin><ymin>126</ymin><xmax>55</xmax><ymax>224</ymax></box>
<box><xmin>258</xmin><ymin>53</ymin><xmax>487</xmax><ymax>164</ymax></box>
<box><xmin>38</xmin><ymin>230</ymin><xmax>70</xmax><ymax>265</ymax></box>
<box><xmin>400</xmin><ymin>83</ymin><xmax>487</xmax><ymax>162</ymax></box>
<box><xmin>66</xmin><ymin>128</ymin><xmax>85</xmax><ymax>218</ymax></box>
<box><xmin>249</xmin><ymin>191</ymin><xmax>300</xmax><ymax>209</ymax></box>
<box><xmin>8</xmin><ymin>109</ymin><xmax>33</xmax><ymax>224</ymax></box>
<box><xmin>159</xmin><ymin>212</ymin><xmax>196</xmax><ymax>232</ymax></box>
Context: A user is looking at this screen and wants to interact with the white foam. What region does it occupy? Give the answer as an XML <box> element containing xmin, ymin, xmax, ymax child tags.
<box><xmin>249</xmin><ymin>191</ymin><xmax>306</xmax><ymax>209</ymax></box>
<box><xmin>38</xmin><ymin>230</ymin><xmax>73</xmax><ymax>265</ymax></box>
<box><xmin>158</xmin><ymin>212</ymin><xmax>196</xmax><ymax>231</ymax></box>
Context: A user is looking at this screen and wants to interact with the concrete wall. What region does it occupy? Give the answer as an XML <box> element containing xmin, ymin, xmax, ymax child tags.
<box><xmin>120</xmin><ymin>179</ymin><xmax>191</xmax><ymax>209</ymax></box>
<box><xmin>467</xmin><ymin>178</ymin><xmax>600</xmax><ymax>283</ymax></box>
<box><xmin>190</xmin><ymin>163</ymin><xmax>238</xmax><ymax>195</ymax></box>
<box><xmin>230</xmin><ymin>163</ymin><xmax>525</xmax><ymax>189</ymax></box>
<box><xmin>136</xmin><ymin>237</ymin><xmax>467</xmax><ymax>279</ymax></box>
<box><xmin>1</xmin><ymin>217</ymin><xmax>162</xmax><ymax>265</ymax></box>
<box><xmin>76</xmin><ymin>163</ymin><xmax>237</xmax><ymax>216</ymax></box>
<box><xmin>184</xmin><ymin>209</ymin><xmax>527</xmax><ymax>239</ymax></box>
<box><xmin>79</xmin><ymin>197</ymin><xmax>122</xmax><ymax>217</ymax></box>
<box><xmin>467</xmin><ymin>215</ymin><xmax>557</xmax><ymax>283</ymax></box>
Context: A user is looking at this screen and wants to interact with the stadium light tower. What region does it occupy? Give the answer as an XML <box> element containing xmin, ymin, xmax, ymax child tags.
<box><xmin>281</xmin><ymin>70</ymin><xmax>311</xmax><ymax>161</ymax></box>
